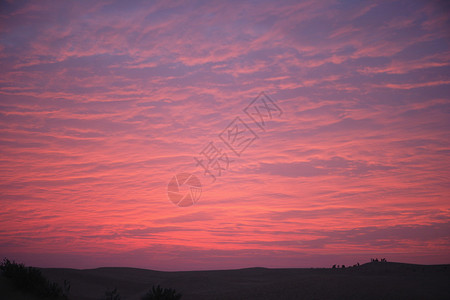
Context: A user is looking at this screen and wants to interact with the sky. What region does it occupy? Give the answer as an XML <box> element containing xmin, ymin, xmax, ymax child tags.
<box><xmin>0</xmin><ymin>0</ymin><xmax>449</xmax><ymax>271</ymax></box>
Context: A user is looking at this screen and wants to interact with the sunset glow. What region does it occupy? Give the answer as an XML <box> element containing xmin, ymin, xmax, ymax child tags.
<box><xmin>1</xmin><ymin>0</ymin><xmax>449</xmax><ymax>271</ymax></box>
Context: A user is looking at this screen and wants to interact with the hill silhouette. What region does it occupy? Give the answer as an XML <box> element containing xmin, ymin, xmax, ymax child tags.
<box><xmin>2</xmin><ymin>261</ymin><xmax>449</xmax><ymax>299</ymax></box>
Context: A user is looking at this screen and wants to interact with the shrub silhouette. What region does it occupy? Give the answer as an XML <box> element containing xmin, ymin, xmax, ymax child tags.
<box><xmin>141</xmin><ymin>284</ymin><xmax>182</xmax><ymax>300</ymax></box>
<box><xmin>103</xmin><ymin>287</ymin><xmax>121</xmax><ymax>300</ymax></box>
<box><xmin>0</xmin><ymin>258</ymin><xmax>65</xmax><ymax>299</ymax></box>
<box><xmin>63</xmin><ymin>279</ymin><xmax>71</xmax><ymax>297</ymax></box>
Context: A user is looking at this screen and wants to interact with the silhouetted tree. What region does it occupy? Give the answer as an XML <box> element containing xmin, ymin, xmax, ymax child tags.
<box><xmin>332</xmin><ymin>264</ymin><xmax>336</xmax><ymax>268</ymax></box>
<box><xmin>103</xmin><ymin>287</ymin><xmax>121</xmax><ymax>300</ymax></box>
<box><xmin>63</xmin><ymin>279</ymin><xmax>71</xmax><ymax>298</ymax></box>
<box><xmin>0</xmin><ymin>258</ymin><xmax>65</xmax><ymax>299</ymax></box>
<box><xmin>141</xmin><ymin>284</ymin><xmax>182</xmax><ymax>300</ymax></box>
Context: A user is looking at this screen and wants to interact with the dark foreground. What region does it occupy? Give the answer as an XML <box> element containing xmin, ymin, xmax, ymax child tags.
<box><xmin>2</xmin><ymin>262</ymin><xmax>450</xmax><ymax>299</ymax></box>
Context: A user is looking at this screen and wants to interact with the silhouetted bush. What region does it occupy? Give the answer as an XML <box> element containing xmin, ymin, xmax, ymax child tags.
<box><xmin>103</xmin><ymin>287</ymin><xmax>121</xmax><ymax>300</ymax></box>
<box><xmin>141</xmin><ymin>285</ymin><xmax>182</xmax><ymax>300</ymax></box>
<box><xmin>63</xmin><ymin>279</ymin><xmax>71</xmax><ymax>297</ymax></box>
<box><xmin>0</xmin><ymin>258</ymin><xmax>66</xmax><ymax>299</ymax></box>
